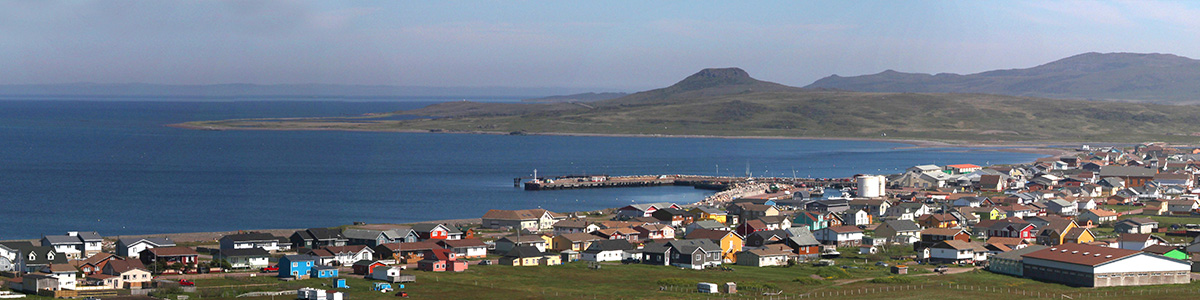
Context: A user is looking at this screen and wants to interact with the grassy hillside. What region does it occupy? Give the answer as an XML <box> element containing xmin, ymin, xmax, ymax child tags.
<box><xmin>181</xmin><ymin>68</ymin><xmax>1200</xmax><ymax>143</ymax></box>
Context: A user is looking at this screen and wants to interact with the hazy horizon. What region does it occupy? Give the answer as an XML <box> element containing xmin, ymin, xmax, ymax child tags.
<box><xmin>4</xmin><ymin>1</ymin><xmax>1200</xmax><ymax>91</ymax></box>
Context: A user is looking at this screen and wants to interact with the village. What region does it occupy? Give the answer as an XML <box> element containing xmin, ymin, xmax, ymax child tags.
<box><xmin>6</xmin><ymin>143</ymin><xmax>1200</xmax><ymax>299</ymax></box>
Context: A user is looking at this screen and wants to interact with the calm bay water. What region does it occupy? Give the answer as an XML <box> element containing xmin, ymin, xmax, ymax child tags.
<box><xmin>0</xmin><ymin>99</ymin><xmax>1044</xmax><ymax>239</ymax></box>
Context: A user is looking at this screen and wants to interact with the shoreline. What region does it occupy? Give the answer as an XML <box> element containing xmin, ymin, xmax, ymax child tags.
<box><xmin>166</xmin><ymin>122</ymin><xmax>1081</xmax><ymax>154</ymax></box>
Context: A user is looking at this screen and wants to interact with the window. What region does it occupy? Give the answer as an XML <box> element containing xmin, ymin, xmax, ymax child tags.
<box><xmin>292</xmin><ymin>262</ymin><xmax>297</xmax><ymax>267</ymax></box>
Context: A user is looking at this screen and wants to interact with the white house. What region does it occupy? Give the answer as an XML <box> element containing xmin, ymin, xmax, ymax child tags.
<box><xmin>40</xmin><ymin>231</ymin><xmax>102</xmax><ymax>259</ymax></box>
<box><xmin>842</xmin><ymin>209</ymin><xmax>872</xmax><ymax>226</ymax></box>
<box><xmin>1045</xmin><ymin>199</ymin><xmax>1079</xmax><ymax>216</ymax></box>
<box><xmin>42</xmin><ymin>264</ymin><xmax>77</xmax><ymax>290</ymax></box>
<box><xmin>115</xmin><ymin>237</ymin><xmax>175</xmax><ymax>259</ymax></box>
<box><xmin>1116</xmin><ymin>234</ymin><xmax>1168</xmax><ymax>251</ymax></box>
<box><xmin>219</xmin><ymin>232</ymin><xmax>280</xmax><ymax>251</ymax></box>
<box><xmin>812</xmin><ymin>226</ymin><xmax>864</xmax><ymax>247</ymax></box>
<box><xmin>369</xmin><ymin>266</ymin><xmax>406</xmax><ymax>282</ymax></box>
<box><xmin>308</xmin><ymin>245</ymin><xmax>375</xmax><ymax>266</ymax></box>
<box><xmin>735</xmin><ymin>247</ymin><xmax>792</xmax><ymax>267</ymax></box>
<box><xmin>579</xmin><ymin>240</ymin><xmax>634</xmax><ymax>262</ymax></box>
<box><xmin>929</xmin><ymin>240</ymin><xmax>988</xmax><ymax>264</ymax></box>
<box><xmin>215</xmin><ymin>248</ymin><xmax>271</xmax><ymax>269</ymax></box>
<box><xmin>1076</xmin><ymin>199</ymin><xmax>1098</xmax><ymax>211</ymax></box>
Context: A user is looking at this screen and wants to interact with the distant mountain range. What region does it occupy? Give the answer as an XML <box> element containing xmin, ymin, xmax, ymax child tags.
<box><xmin>522</xmin><ymin>92</ymin><xmax>628</xmax><ymax>103</ymax></box>
<box><xmin>187</xmin><ymin>66</ymin><xmax>1200</xmax><ymax>143</ymax></box>
<box><xmin>0</xmin><ymin>83</ymin><xmax>617</xmax><ymax>99</ymax></box>
<box><xmin>805</xmin><ymin>52</ymin><xmax>1200</xmax><ymax>104</ymax></box>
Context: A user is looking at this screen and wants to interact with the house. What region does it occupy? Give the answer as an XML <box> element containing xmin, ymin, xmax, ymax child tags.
<box><xmin>684</xmin><ymin>229</ymin><xmax>744</xmax><ymax>263</ymax></box>
<box><xmin>637</xmin><ymin>243</ymin><xmax>672</xmax><ymax>266</ymax></box>
<box><xmin>499</xmin><ymin>245</ymin><xmax>560</xmax><ymax>266</ymax></box>
<box><xmin>962</xmin><ymin>206</ymin><xmax>1007</xmax><ymax>221</ymax></box>
<box><xmin>2</xmin><ymin>242</ymin><xmax>67</xmax><ymax>273</ymax></box>
<box><xmin>1117</xmin><ymin>234</ymin><xmax>1168</xmax><ymax>250</ymax></box>
<box><xmin>72</xmin><ymin>252</ymin><xmax>118</xmax><ymax>275</ymax></box>
<box><xmin>1077</xmin><ymin>209</ymin><xmax>1119</xmax><ymax>226</ymax></box>
<box><xmin>550</xmin><ymin>233</ymin><xmax>604</xmax><ymax>252</ymax></box>
<box><xmin>219</xmin><ymin>232</ymin><xmax>281</xmax><ymax>251</ymax></box>
<box><xmin>341</xmin><ymin>228</ymin><xmax>416</xmax><ymax>247</ymax></box>
<box><xmin>40</xmin><ymin>231</ymin><xmax>103</xmax><ymax>259</ymax></box>
<box><xmin>1113</xmin><ymin>218</ymin><xmax>1159</xmax><ymax>234</ymax></box>
<box><xmin>1098</xmin><ymin>166</ymin><xmax>1156</xmax><ymax>187</ymax></box>
<box><xmin>417</xmin><ymin>249</ymin><xmax>468</xmax><ymax>272</ymax></box>
<box><xmin>139</xmin><ymin>246</ymin><xmax>198</xmax><ymax>267</ymax></box>
<box><xmin>1034</xmin><ymin>217</ymin><xmax>1082</xmax><ymax>246</ymax></box>
<box><xmin>493</xmin><ymin>235</ymin><xmax>547</xmax><ymax>254</ymax></box>
<box><xmin>1141</xmin><ymin>245</ymin><xmax>1188</xmax><ymax>260</ymax></box>
<box><xmin>758</xmin><ymin>215</ymin><xmax>792</xmax><ymax>230</ymax></box>
<box><xmin>842</xmin><ymin>209</ymin><xmax>872</xmax><ymax>226</ymax></box>
<box><xmin>579</xmin><ymin>239</ymin><xmax>635</xmax><ymax>262</ymax></box>
<box><xmin>438</xmin><ymin>239</ymin><xmax>488</xmax><ymax>259</ymax></box>
<box><xmin>812</xmin><ymin>226</ymin><xmax>864</xmax><ymax>247</ymax></box>
<box><xmin>594</xmin><ymin>227</ymin><xmax>641</xmax><ymax>242</ymax></box>
<box><xmin>312</xmin><ymin>266</ymin><xmax>339</xmax><ymax>278</ymax></box>
<box><xmin>885</xmin><ymin>203</ymin><xmax>931</xmax><ymax>221</ymax></box>
<box><xmin>115</xmin><ymin>237</ymin><xmax>175</xmax><ymax>259</ymax></box>
<box><xmin>615</xmin><ymin>203</ymin><xmax>680</xmax><ymax>219</ymax></box>
<box><xmin>481</xmin><ymin>208</ymin><xmax>568</xmax><ymax>231</ymax></box>
<box><xmin>916</xmin><ymin>213</ymin><xmax>959</xmax><ymax>228</ymax></box>
<box><xmin>728</xmin><ymin>203</ymin><xmax>780</xmax><ymax>221</ymax></box>
<box><xmin>412</xmin><ymin>223</ymin><xmax>463</xmax><ymax>240</ymax></box>
<box><xmin>290</xmin><ymin>228</ymin><xmax>348</xmax><ymax>250</ymax></box>
<box><xmin>915</xmin><ymin>228</ymin><xmax>970</xmax><ymax>250</ymax></box>
<box><xmin>736</xmin><ymin>247</ymin><xmax>792</xmax><ymax>267</ymax></box>
<box><xmin>848</xmin><ymin>199</ymin><xmax>892</xmax><ymax>217</ymax></box>
<box><xmin>987</xmin><ymin>245</ymin><xmax>1048</xmax><ymax>277</ymax></box>
<box><xmin>979</xmin><ymin>175</ymin><xmax>1007</xmax><ymax>191</ymax></box>
<box><xmin>1045</xmin><ymin>199</ymin><xmax>1079</xmax><ymax>216</ymax></box>
<box><xmin>214</xmin><ymin>248</ymin><xmax>271</xmax><ymax>269</ymax></box>
<box><xmin>875</xmin><ymin>220</ymin><xmax>922</xmax><ymax>244</ymax></box>
<box><xmin>792</xmin><ymin>211</ymin><xmax>826</xmax><ymax>231</ymax></box>
<box><xmin>688</xmin><ymin>206</ymin><xmax>730</xmax><ymax>224</ymax></box>
<box><xmin>351</xmin><ymin>260</ymin><xmax>386</xmax><ymax>275</ymax></box>
<box><xmin>684</xmin><ymin>220</ymin><xmax>728</xmax><ymax>234</ymax></box>
<box><xmin>982</xmin><ymin>218</ymin><xmax>1036</xmax><ymax>241</ymax></box>
<box><xmin>634</xmin><ymin>223</ymin><xmax>675</xmax><ymax>240</ymax></box>
<box><xmin>665</xmin><ymin>239</ymin><xmax>722</xmax><ymax>269</ymax></box>
<box><xmin>20</xmin><ymin>273</ymin><xmax>64</xmax><ymax>293</ymax></box>
<box><xmin>946</xmin><ymin>164</ymin><xmax>983</xmax><ymax>174</ymax></box>
<box><xmin>41</xmin><ymin>264</ymin><xmax>78</xmax><ymax>290</ymax></box>
<box><xmin>744</xmin><ymin>230</ymin><xmax>790</xmax><ymax>248</ymax></box>
<box><xmin>1166</xmin><ymin>200</ymin><xmax>1198</xmax><ymax>215</ymax></box>
<box><xmin>101</xmin><ymin>259</ymin><xmax>151</xmax><ymax>289</ymax></box>
<box><xmin>1021</xmin><ymin>243</ymin><xmax>1190</xmax><ymax>287</ymax></box>
<box><xmin>1076</xmin><ymin>198</ymin><xmax>1098</xmax><ymax>211</ymax></box>
<box><xmin>736</xmin><ymin>219</ymin><xmax>770</xmax><ymax>237</ymax></box>
<box><xmin>374</xmin><ymin>241</ymin><xmax>441</xmax><ymax>263</ymax></box>
<box><xmin>952</xmin><ymin>196</ymin><xmax>991</xmax><ymax>208</ymax></box>
<box><xmin>928</xmin><ymin>240</ymin><xmax>989</xmax><ymax>264</ymax></box>
<box><xmin>277</xmin><ymin>255</ymin><xmax>317</xmax><ymax>279</ymax></box>
<box><xmin>307</xmin><ymin>245</ymin><xmax>374</xmax><ymax>266</ymax></box>
<box><xmin>368</xmin><ymin>265</ymin><xmax>409</xmax><ymax>283</ymax></box>
<box><xmin>651</xmin><ymin>207</ymin><xmax>690</xmax><ymax>226</ymax></box>
<box><xmin>782</xmin><ymin>227</ymin><xmax>820</xmax><ymax>255</ymax></box>
<box><xmin>552</xmin><ymin>218</ymin><xmax>599</xmax><ymax>235</ymax></box>
<box><xmin>808</xmin><ymin>200</ymin><xmax>850</xmax><ymax>214</ymax></box>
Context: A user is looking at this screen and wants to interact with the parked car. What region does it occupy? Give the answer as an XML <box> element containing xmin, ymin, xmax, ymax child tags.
<box><xmin>261</xmin><ymin>265</ymin><xmax>279</xmax><ymax>272</ymax></box>
<box><xmin>178</xmin><ymin>279</ymin><xmax>195</xmax><ymax>286</ymax></box>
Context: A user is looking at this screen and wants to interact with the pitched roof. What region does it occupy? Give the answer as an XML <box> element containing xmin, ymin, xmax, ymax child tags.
<box><xmin>992</xmin><ymin>245</ymin><xmax>1048</xmax><ymax>261</ymax></box>
<box><xmin>881</xmin><ymin>220</ymin><xmax>922</xmax><ymax>232</ymax></box>
<box><xmin>439</xmin><ymin>238</ymin><xmax>487</xmax><ymax>248</ymax></box>
<box><xmin>378</xmin><ymin>241</ymin><xmax>441</xmax><ymax>252</ymax></box>
<box><xmin>222</xmin><ymin>232</ymin><xmax>279</xmax><ymax>242</ymax></box>
<box><xmin>743</xmin><ymin>247</ymin><xmax>792</xmax><ymax>257</ymax></box>
<box><xmin>1117</xmin><ymin>233</ymin><xmax>1153</xmax><ymax>243</ymax></box>
<box><xmin>117</xmin><ymin>237</ymin><xmax>175</xmax><ymax>247</ymax></box>
<box><xmin>1081</xmin><ymin>209</ymin><xmax>1119</xmax><ymax>218</ymax></box>
<box><xmin>666</xmin><ymin>239</ymin><xmax>720</xmax><ymax>253</ymax></box>
<box><xmin>685</xmin><ymin>229</ymin><xmax>738</xmax><ymax>241</ymax></box>
<box><xmin>556</xmin><ymin>233</ymin><xmax>604</xmax><ymax>243</ymax></box>
<box><xmin>785</xmin><ymin>228</ymin><xmax>820</xmax><ymax>246</ymax></box>
<box><xmin>144</xmin><ymin>246</ymin><xmax>198</xmax><ymax>257</ymax></box>
<box><xmin>281</xmin><ymin>254</ymin><xmax>318</xmax><ymax>262</ymax></box>
<box><xmin>341</xmin><ymin>229</ymin><xmax>385</xmax><ymax>240</ymax></box>
<box><xmin>582</xmin><ymin>239</ymin><xmax>634</xmax><ymax>254</ymax></box>
<box><xmin>922</xmin><ymin>228</ymin><xmax>967</xmax><ymax>237</ymax></box>
<box><xmin>1021</xmin><ymin>243</ymin><xmax>1140</xmax><ymax>266</ymax></box>
<box><xmin>986</xmin><ymin>237</ymin><xmax>1026</xmax><ymax>247</ymax></box>
<box><xmin>105</xmin><ymin>259</ymin><xmax>147</xmax><ymax>273</ymax></box>
<box><xmin>42</xmin><ymin>235</ymin><xmax>82</xmax><ymax>245</ymax></box>
<box><xmin>1119</xmin><ymin>217</ymin><xmax>1158</xmax><ymax>225</ymax></box>
<box><xmin>1064</xmin><ymin>228</ymin><xmax>1091</xmax><ymax>240</ymax></box>
<box><xmin>76</xmin><ymin>232</ymin><xmax>103</xmax><ymax>242</ymax></box>
<box><xmin>482</xmin><ymin>209</ymin><xmax>559</xmax><ymax>221</ymax></box>
<box><xmin>934</xmin><ymin>240</ymin><xmax>985</xmax><ymax>251</ymax></box>
<box><xmin>502</xmin><ymin>245</ymin><xmax>545</xmax><ymax>258</ymax></box>
<box><xmin>497</xmin><ymin>235</ymin><xmax>546</xmax><ymax>244</ymax></box>
<box><xmin>688</xmin><ymin>220</ymin><xmax>726</xmax><ymax>230</ymax></box>
<box><xmin>1142</xmin><ymin>244</ymin><xmax>1180</xmax><ymax>255</ymax></box>
<box><xmin>218</xmin><ymin>248</ymin><xmax>270</xmax><ymax>257</ymax></box>
<box><xmin>1099</xmin><ymin>166</ymin><xmax>1156</xmax><ymax>178</ymax></box>
<box><xmin>553</xmin><ymin>218</ymin><xmax>591</xmax><ymax>229</ymax></box>
<box><xmin>823</xmin><ymin>226</ymin><xmax>863</xmax><ymax>234</ymax></box>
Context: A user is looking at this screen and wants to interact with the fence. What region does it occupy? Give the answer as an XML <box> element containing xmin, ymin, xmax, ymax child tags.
<box><xmin>655</xmin><ymin>282</ymin><xmax>1200</xmax><ymax>299</ymax></box>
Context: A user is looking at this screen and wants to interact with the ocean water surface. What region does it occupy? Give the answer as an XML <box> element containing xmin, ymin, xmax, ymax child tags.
<box><xmin>0</xmin><ymin>99</ymin><xmax>1044</xmax><ymax>239</ymax></box>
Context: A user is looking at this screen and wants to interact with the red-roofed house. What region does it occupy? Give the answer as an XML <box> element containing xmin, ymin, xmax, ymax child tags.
<box><xmin>417</xmin><ymin>249</ymin><xmax>467</xmax><ymax>272</ymax></box>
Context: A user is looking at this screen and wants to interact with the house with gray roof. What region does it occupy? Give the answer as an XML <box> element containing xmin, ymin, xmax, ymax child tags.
<box><xmin>116</xmin><ymin>237</ymin><xmax>175</xmax><ymax>258</ymax></box>
<box><xmin>40</xmin><ymin>231</ymin><xmax>103</xmax><ymax>259</ymax></box>
<box><xmin>875</xmin><ymin>219</ymin><xmax>922</xmax><ymax>244</ymax></box>
<box><xmin>665</xmin><ymin>239</ymin><xmax>722</xmax><ymax>269</ymax></box>
<box><xmin>290</xmin><ymin>228</ymin><xmax>348</xmax><ymax>250</ymax></box>
<box><xmin>220</xmin><ymin>232</ymin><xmax>282</xmax><ymax>251</ymax></box>
<box><xmin>342</xmin><ymin>228</ymin><xmax>416</xmax><ymax>247</ymax></box>
<box><xmin>2</xmin><ymin>241</ymin><xmax>67</xmax><ymax>273</ymax></box>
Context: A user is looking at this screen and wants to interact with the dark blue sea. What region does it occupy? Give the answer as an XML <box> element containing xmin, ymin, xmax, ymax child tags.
<box><xmin>0</xmin><ymin>99</ymin><xmax>1045</xmax><ymax>239</ymax></box>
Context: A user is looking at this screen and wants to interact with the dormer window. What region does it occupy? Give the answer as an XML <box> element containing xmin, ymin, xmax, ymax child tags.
<box><xmin>29</xmin><ymin>253</ymin><xmax>36</xmax><ymax>261</ymax></box>
<box><xmin>47</xmin><ymin>252</ymin><xmax>54</xmax><ymax>260</ymax></box>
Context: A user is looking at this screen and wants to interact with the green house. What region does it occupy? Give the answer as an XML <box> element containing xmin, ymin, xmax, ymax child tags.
<box><xmin>1144</xmin><ymin>245</ymin><xmax>1188</xmax><ymax>260</ymax></box>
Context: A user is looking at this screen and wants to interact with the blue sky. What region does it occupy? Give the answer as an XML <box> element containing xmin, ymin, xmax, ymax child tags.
<box><xmin>2</xmin><ymin>1</ymin><xmax>1199</xmax><ymax>90</ymax></box>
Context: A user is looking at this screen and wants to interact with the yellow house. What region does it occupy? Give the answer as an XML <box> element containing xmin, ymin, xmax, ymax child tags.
<box><xmin>1037</xmin><ymin>220</ymin><xmax>1085</xmax><ymax>245</ymax></box>
<box><xmin>967</xmin><ymin>207</ymin><xmax>1005</xmax><ymax>221</ymax></box>
<box><xmin>500</xmin><ymin>246</ymin><xmax>561</xmax><ymax>266</ymax></box>
<box><xmin>1063</xmin><ymin>227</ymin><xmax>1095</xmax><ymax>244</ymax></box>
<box><xmin>550</xmin><ymin>233</ymin><xmax>602</xmax><ymax>252</ymax></box>
<box><xmin>684</xmin><ymin>229</ymin><xmax>743</xmax><ymax>263</ymax></box>
<box><xmin>688</xmin><ymin>207</ymin><xmax>729</xmax><ymax>224</ymax></box>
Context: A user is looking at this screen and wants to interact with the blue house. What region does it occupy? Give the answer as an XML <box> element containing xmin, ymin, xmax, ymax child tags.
<box><xmin>313</xmin><ymin>266</ymin><xmax>339</xmax><ymax>278</ymax></box>
<box><xmin>793</xmin><ymin>211</ymin><xmax>827</xmax><ymax>231</ymax></box>
<box><xmin>278</xmin><ymin>255</ymin><xmax>317</xmax><ymax>279</ymax></box>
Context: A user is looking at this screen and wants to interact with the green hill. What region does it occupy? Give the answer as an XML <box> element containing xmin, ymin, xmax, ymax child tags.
<box><xmin>806</xmin><ymin>52</ymin><xmax>1200</xmax><ymax>104</ymax></box>
<box><xmin>182</xmin><ymin>67</ymin><xmax>1200</xmax><ymax>143</ymax></box>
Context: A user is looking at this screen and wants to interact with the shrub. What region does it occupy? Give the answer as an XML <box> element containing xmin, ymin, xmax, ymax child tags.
<box><xmin>868</xmin><ymin>276</ymin><xmax>917</xmax><ymax>284</ymax></box>
<box><xmin>792</xmin><ymin>277</ymin><xmax>824</xmax><ymax>285</ymax></box>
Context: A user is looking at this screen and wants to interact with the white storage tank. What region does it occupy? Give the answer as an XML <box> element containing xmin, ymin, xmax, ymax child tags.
<box><xmin>856</xmin><ymin>175</ymin><xmax>886</xmax><ymax>198</ymax></box>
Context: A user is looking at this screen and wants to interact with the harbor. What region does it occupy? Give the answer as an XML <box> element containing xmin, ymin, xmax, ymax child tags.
<box><xmin>519</xmin><ymin>174</ymin><xmax>855</xmax><ymax>191</ymax></box>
